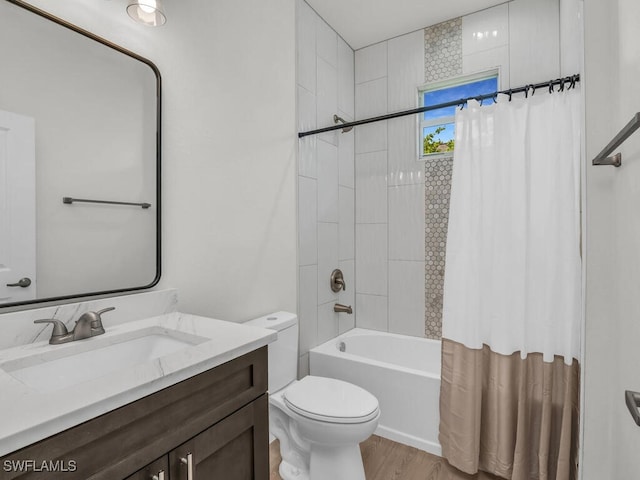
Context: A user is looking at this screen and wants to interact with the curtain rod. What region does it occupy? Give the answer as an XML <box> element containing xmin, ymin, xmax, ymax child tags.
<box><xmin>298</xmin><ymin>74</ymin><xmax>581</xmax><ymax>138</ymax></box>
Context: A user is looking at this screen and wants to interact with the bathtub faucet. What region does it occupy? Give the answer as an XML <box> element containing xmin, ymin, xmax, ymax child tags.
<box><xmin>334</xmin><ymin>303</ymin><xmax>353</xmax><ymax>314</ymax></box>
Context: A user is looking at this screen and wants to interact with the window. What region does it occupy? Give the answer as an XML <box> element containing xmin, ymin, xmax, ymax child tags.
<box><xmin>418</xmin><ymin>71</ymin><xmax>498</xmax><ymax>159</ymax></box>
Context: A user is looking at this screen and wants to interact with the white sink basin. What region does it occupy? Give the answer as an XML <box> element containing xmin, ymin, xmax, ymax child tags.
<box><xmin>1</xmin><ymin>329</ymin><xmax>207</xmax><ymax>393</ymax></box>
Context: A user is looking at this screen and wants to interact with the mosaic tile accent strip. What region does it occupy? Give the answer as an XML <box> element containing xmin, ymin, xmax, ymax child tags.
<box><xmin>424</xmin><ymin>157</ymin><xmax>453</xmax><ymax>339</ymax></box>
<box><xmin>424</xmin><ymin>18</ymin><xmax>462</xmax><ymax>84</ymax></box>
<box><xmin>423</xmin><ymin>18</ymin><xmax>462</xmax><ymax>339</ymax></box>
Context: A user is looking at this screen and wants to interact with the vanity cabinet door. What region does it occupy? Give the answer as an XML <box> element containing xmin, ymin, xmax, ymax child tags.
<box><xmin>170</xmin><ymin>394</ymin><xmax>268</xmax><ymax>480</ymax></box>
<box><xmin>124</xmin><ymin>456</ymin><xmax>169</xmax><ymax>480</ymax></box>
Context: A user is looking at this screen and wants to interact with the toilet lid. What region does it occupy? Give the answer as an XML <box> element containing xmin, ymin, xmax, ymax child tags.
<box><xmin>283</xmin><ymin>376</ymin><xmax>379</xmax><ymax>424</ymax></box>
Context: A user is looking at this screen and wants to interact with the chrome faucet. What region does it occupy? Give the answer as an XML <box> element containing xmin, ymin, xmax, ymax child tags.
<box><xmin>334</xmin><ymin>303</ymin><xmax>353</xmax><ymax>314</ymax></box>
<box><xmin>34</xmin><ymin>307</ymin><xmax>115</xmax><ymax>345</ymax></box>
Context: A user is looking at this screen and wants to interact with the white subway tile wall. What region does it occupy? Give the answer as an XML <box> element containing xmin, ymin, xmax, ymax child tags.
<box><xmin>316</xmin><ymin>57</ymin><xmax>339</xmax><ymax>146</ymax></box>
<box><xmin>389</xmin><ymin>261</ymin><xmax>427</xmax><ymax>337</ymax></box>
<box><xmin>355</xmin><ymin>151</ymin><xmax>388</xmax><ymax>224</ymax></box>
<box><xmin>299</xmin><ymin>265</ymin><xmax>319</xmax><ymax>353</ymax></box>
<box><xmin>296</xmin><ymin>0</ymin><xmax>355</xmax><ymax>376</ymax></box>
<box><xmin>338</xmin><ymin>119</ymin><xmax>355</xmax><ymax>187</ymax></box>
<box><xmin>462</xmin><ymin>45</ymin><xmax>510</xmax><ymax>89</ymax></box>
<box><xmin>339</xmin><ymin>186</ymin><xmax>355</xmax><ymax>260</ymax></box>
<box><xmin>355</xmin><ymin>293</ymin><xmax>389</xmax><ymax>331</ymax></box>
<box><xmin>352</xmin><ymin>1</ymin><xmax>563</xmax><ymax>340</ymax></box>
<box><xmin>316</xmin><ymin>13</ymin><xmax>338</xmax><ymax>67</ymax></box>
<box><xmin>461</xmin><ymin>4</ymin><xmax>509</xmax><ymax>56</ymax></box>
<box><xmin>301</xmin><ymin>0</ymin><xmax>565</xmax><ymax>347</ymax></box>
<box><xmin>298</xmin><ymin>353</ymin><xmax>310</xmax><ymax>378</ymax></box>
<box><xmin>355</xmin><ymin>77</ymin><xmax>388</xmax><ymax>119</ymax></box>
<box><xmin>338</xmin><ymin>39</ymin><xmax>355</xmax><ymax>118</ymax></box>
<box><xmin>355</xmin><ymin>122</ymin><xmax>388</xmax><ymax>155</ymax></box>
<box><xmin>355</xmin><ymin>41</ymin><xmax>387</xmax><ymax>84</ymax></box>
<box><xmin>338</xmin><ymin>259</ymin><xmax>356</xmax><ymax>333</ymax></box>
<box><xmin>317</xmin><ymin>222</ymin><xmax>339</xmax><ymax>305</ymax></box>
<box><xmin>388</xmin><ymin>115</ymin><xmax>423</xmax><ymax>187</ymax></box>
<box><xmin>355</xmin><ymin>223</ymin><xmax>388</xmax><ymax>296</ymax></box>
<box><xmin>388</xmin><ymin>30</ymin><xmax>426</xmax><ymax>112</ymax></box>
<box><xmin>389</xmin><ymin>184</ymin><xmax>425</xmax><ymax>262</ymax></box>
<box><xmin>317</xmin><ymin>140</ymin><xmax>339</xmax><ymax>222</ymax></box>
<box><xmin>298</xmin><ymin>176</ymin><xmax>317</xmax><ymax>266</ymax></box>
<box><xmin>317</xmin><ymin>301</ymin><xmax>339</xmax><ymax>344</ymax></box>
<box><xmin>508</xmin><ymin>0</ymin><xmax>560</xmax><ymax>86</ymax></box>
<box><xmin>559</xmin><ymin>0</ymin><xmax>583</xmax><ymax>77</ymax></box>
<box><xmin>297</xmin><ymin>86</ymin><xmax>317</xmax><ymax>178</ymax></box>
<box><xmin>354</xmin><ymin>24</ymin><xmax>426</xmax><ymax>337</ymax></box>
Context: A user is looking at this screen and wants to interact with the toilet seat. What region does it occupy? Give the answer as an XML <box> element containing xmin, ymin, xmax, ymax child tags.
<box><xmin>283</xmin><ymin>376</ymin><xmax>379</xmax><ymax>424</ymax></box>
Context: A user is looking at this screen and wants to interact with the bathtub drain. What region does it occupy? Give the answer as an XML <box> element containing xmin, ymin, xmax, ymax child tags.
<box><xmin>338</xmin><ymin>341</ymin><xmax>346</xmax><ymax>352</ymax></box>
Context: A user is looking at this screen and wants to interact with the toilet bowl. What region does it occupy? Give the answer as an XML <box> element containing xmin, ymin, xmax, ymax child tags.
<box><xmin>244</xmin><ymin>312</ymin><xmax>380</xmax><ymax>480</ymax></box>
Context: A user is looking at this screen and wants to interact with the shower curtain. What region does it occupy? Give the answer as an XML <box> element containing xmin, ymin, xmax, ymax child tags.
<box><xmin>439</xmin><ymin>90</ymin><xmax>581</xmax><ymax>480</ymax></box>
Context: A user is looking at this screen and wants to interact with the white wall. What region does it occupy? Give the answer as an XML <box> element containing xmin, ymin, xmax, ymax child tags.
<box><xmin>353</xmin><ymin>0</ymin><xmax>565</xmax><ymax>338</ymax></box>
<box><xmin>18</xmin><ymin>0</ymin><xmax>298</xmax><ymax>321</ymax></box>
<box><xmin>296</xmin><ymin>0</ymin><xmax>355</xmax><ymax>376</ymax></box>
<box><xmin>583</xmin><ymin>0</ymin><xmax>640</xmax><ymax>477</ymax></box>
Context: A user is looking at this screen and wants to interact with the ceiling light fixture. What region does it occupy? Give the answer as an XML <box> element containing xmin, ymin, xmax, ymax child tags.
<box><xmin>127</xmin><ymin>0</ymin><xmax>166</xmax><ymax>26</ymax></box>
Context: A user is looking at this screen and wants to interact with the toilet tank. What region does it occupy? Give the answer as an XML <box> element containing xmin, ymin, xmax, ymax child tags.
<box><xmin>244</xmin><ymin>311</ymin><xmax>298</xmax><ymax>393</ymax></box>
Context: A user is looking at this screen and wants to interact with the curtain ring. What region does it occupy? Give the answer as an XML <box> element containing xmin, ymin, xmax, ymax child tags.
<box><xmin>459</xmin><ymin>101</ymin><xmax>465</xmax><ymax>111</ymax></box>
<box><xmin>570</xmin><ymin>75</ymin><xmax>577</xmax><ymax>89</ymax></box>
<box><xmin>559</xmin><ymin>78</ymin><xmax>565</xmax><ymax>92</ymax></box>
<box><xmin>478</xmin><ymin>96</ymin><xmax>484</xmax><ymax>106</ymax></box>
<box><xmin>524</xmin><ymin>85</ymin><xmax>529</xmax><ymax>98</ymax></box>
<box><xmin>529</xmin><ymin>84</ymin><xmax>536</xmax><ymax>96</ymax></box>
<box><xmin>508</xmin><ymin>89</ymin><xmax>513</xmax><ymax>102</ymax></box>
<box><xmin>549</xmin><ymin>81</ymin><xmax>554</xmax><ymax>94</ymax></box>
<box><xmin>493</xmin><ymin>93</ymin><xmax>498</xmax><ymax>103</ymax></box>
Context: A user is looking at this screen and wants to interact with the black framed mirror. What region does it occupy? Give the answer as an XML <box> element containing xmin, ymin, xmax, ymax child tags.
<box><xmin>0</xmin><ymin>0</ymin><xmax>161</xmax><ymax>308</ymax></box>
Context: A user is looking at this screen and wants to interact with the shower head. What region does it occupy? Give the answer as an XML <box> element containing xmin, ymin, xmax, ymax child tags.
<box><xmin>333</xmin><ymin>114</ymin><xmax>353</xmax><ymax>133</ymax></box>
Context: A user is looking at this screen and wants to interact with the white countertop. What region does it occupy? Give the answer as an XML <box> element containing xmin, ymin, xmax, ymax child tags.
<box><xmin>0</xmin><ymin>312</ymin><xmax>276</xmax><ymax>457</ymax></box>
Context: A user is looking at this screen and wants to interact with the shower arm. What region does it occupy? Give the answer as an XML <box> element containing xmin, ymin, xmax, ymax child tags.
<box><xmin>333</xmin><ymin>114</ymin><xmax>353</xmax><ymax>133</ymax></box>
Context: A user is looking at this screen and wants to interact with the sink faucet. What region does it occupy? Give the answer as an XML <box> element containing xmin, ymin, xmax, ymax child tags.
<box><xmin>34</xmin><ymin>307</ymin><xmax>115</xmax><ymax>345</ymax></box>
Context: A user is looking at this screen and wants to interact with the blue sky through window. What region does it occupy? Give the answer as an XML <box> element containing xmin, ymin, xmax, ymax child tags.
<box><xmin>423</xmin><ymin>77</ymin><xmax>498</xmax><ymax>121</ymax></box>
<box><xmin>421</xmin><ymin>75</ymin><xmax>498</xmax><ymax>154</ymax></box>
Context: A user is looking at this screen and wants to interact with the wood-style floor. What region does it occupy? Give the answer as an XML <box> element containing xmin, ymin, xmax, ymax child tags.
<box><xmin>270</xmin><ymin>435</ymin><xmax>502</xmax><ymax>480</ymax></box>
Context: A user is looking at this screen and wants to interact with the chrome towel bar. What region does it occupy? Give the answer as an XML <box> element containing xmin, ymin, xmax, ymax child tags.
<box><xmin>592</xmin><ymin>112</ymin><xmax>640</xmax><ymax>167</ymax></box>
<box><xmin>63</xmin><ymin>197</ymin><xmax>151</xmax><ymax>209</ymax></box>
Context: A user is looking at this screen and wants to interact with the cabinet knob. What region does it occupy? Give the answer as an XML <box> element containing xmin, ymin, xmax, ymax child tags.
<box><xmin>180</xmin><ymin>453</ymin><xmax>194</xmax><ymax>480</ymax></box>
<box><xmin>151</xmin><ymin>471</ymin><xmax>165</xmax><ymax>480</ymax></box>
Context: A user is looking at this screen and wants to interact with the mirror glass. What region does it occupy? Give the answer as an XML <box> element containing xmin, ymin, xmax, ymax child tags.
<box><xmin>0</xmin><ymin>0</ymin><xmax>160</xmax><ymax>307</ymax></box>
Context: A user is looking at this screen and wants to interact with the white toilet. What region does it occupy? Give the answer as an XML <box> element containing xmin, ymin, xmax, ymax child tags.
<box><xmin>245</xmin><ymin>312</ymin><xmax>380</xmax><ymax>480</ymax></box>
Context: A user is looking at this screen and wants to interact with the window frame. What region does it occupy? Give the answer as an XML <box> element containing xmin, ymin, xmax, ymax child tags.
<box><xmin>416</xmin><ymin>69</ymin><xmax>500</xmax><ymax>161</ymax></box>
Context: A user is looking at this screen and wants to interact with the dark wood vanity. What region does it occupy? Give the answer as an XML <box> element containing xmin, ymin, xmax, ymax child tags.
<box><xmin>0</xmin><ymin>348</ymin><xmax>269</xmax><ymax>480</ymax></box>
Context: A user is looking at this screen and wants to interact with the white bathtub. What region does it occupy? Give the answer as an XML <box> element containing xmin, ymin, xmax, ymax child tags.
<box><xmin>309</xmin><ymin>328</ymin><xmax>442</xmax><ymax>455</ymax></box>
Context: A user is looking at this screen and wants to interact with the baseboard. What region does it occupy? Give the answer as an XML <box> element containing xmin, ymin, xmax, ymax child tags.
<box><xmin>374</xmin><ymin>425</ymin><xmax>442</xmax><ymax>457</ymax></box>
